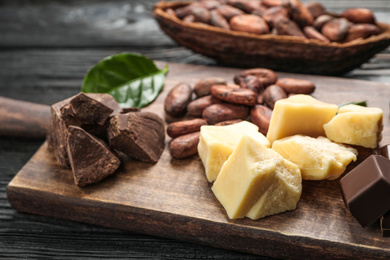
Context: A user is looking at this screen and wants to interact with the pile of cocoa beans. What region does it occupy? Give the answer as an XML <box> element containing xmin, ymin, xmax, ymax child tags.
<box><xmin>164</xmin><ymin>68</ymin><xmax>316</xmax><ymax>159</ymax></box>
<box><xmin>167</xmin><ymin>0</ymin><xmax>381</xmax><ymax>43</ymax></box>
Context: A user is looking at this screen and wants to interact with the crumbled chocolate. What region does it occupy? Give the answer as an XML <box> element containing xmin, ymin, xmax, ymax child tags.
<box><xmin>67</xmin><ymin>126</ymin><xmax>120</xmax><ymax>187</ymax></box>
<box><xmin>108</xmin><ymin>112</ymin><xmax>165</xmax><ymax>163</ymax></box>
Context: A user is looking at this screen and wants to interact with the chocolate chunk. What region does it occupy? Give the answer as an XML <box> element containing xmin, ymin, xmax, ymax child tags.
<box><xmin>48</xmin><ymin>93</ymin><xmax>122</xmax><ymax>167</ymax></box>
<box><xmin>375</xmin><ymin>144</ymin><xmax>390</xmax><ymax>159</ymax></box>
<box><xmin>381</xmin><ymin>211</ymin><xmax>390</xmax><ymax>237</ymax></box>
<box><xmin>340</xmin><ymin>155</ymin><xmax>390</xmax><ymax>227</ymax></box>
<box><xmin>108</xmin><ymin>112</ymin><xmax>165</xmax><ymax>163</ymax></box>
<box><xmin>67</xmin><ymin>126</ymin><xmax>120</xmax><ymax>187</ymax></box>
<box><xmin>61</xmin><ymin>93</ymin><xmax>121</xmax><ymax>126</ymax></box>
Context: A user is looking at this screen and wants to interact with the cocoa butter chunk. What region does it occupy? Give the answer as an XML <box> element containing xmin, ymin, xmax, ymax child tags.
<box><xmin>108</xmin><ymin>112</ymin><xmax>165</xmax><ymax>163</ymax></box>
<box><xmin>67</xmin><ymin>126</ymin><xmax>121</xmax><ymax>187</ymax></box>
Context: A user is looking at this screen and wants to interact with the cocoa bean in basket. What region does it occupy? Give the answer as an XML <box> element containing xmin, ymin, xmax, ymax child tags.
<box><xmin>194</xmin><ymin>77</ymin><xmax>227</xmax><ymax>97</ymax></box>
<box><xmin>210</xmin><ymin>9</ymin><xmax>230</xmax><ymax>30</ymax></box>
<box><xmin>305</xmin><ymin>2</ymin><xmax>326</xmax><ymax>19</ymax></box>
<box><xmin>251</xmin><ymin>6</ymin><xmax>267</xmax><ymax>17</ymax></box>
<box><xmin>263</xmin><ymin>6</ymin><xmax>289</xmax><ymax>28</ymax></box>
<box><xmin>202</xmin><ymin>103</ymin><xmax>249</xmax><ymax>125</ymax></box>
<box><xmin>321</xmin><ymin>18</ymin><xmax>350</xmax><ymax>42</ymax></box>
<box><xmin>250</xmin><ymin>105</ymin><xmax>273</xmax><ymax>135</ymax></box>
<box><xmin>276</xmin><ymin>78</ymin><xmax>316</xmax><ymax>94</ymax></box>
<box><xmin>175</xmin><ymin>3</ymin><xmax>201</xmax><ymax>19</ymax></box>
<box><xmin>228</xmin><ymin>0</ymin><xmax>262</xmax><ymax>13</ymax></box>
<box><xmin>263</xmin><ymin>84</ymin><xmax>287</xmax><ymax>109</ymax></box>
<box><xmin>187</xmin><ymin>95</ymin><xmax>222</xmax><ymax>117</ymax></box>
<box><xmin>183</xmin><ymin>14</ymin><xmax>195</xmax><ymax>23</ymax></box>
<box><xmin>313</xmin><ymin>14</ymin><xmax>334</xmax><ymax>31</ymax></box>
<box><xmin>169</xmin><ymin>132</ymin><xmax>200</xmax><ymax>159</ymax></box>
<box><xmin>303</xmin><ymin>26</ymin><xmax>330</xmax><ymax>43</ymax></box>
<box><xmin>237</xmin><ymin>75</ymin><xmax>264</xmax><ymax>94</ymax></box>
<box><xmin>344</xmin><ymin>23</ymin><xmax>381</xmax><ymax>42</ymax></box>
<box><xmin>215</xmin><ymin>119</ymin><xmax>243</xmax><ymax>126</ymax></box>
<box><xmin>284</xmin><ymin>0</ymin><xmax>314</xmax><ymax>28</ymax></box>
<box><xmin>192</xmin><ymin>7</ymin><xmax>211</xmax><ymax>24</ymax></box>
<box><xmin>262</xmin><ymin>0</ymin><xmax>283</xmax><ymax>8</ymax></box>
<box><xmin>164</xmin><ymin>82</ymin><xmax>193</xmax><ymax>117</ymax></box>
<box><xmin>199</xmin><ymin>0</ymin><xmax>220</xmax><ymax>10</ymax></box>
<box><xmin>230</xmin><ymin>14</ymin><xmax>270</xmax><ymax>35</ymax></box>
<box><xmin>166</xmin><ymin>8</ymin><xmax>176</xmax><ymax>17</ymax></box>
<box><xmin>167</xmin><ymin>118</ymin><xmax>207</xmax><ymax>139</ymax></box>
<box><xmin>275</xmin><ymin>17</ymin><xmax>306</xmax><ymax>38</ymax></box>
<box><xmin>342</xmin><ymin>8</ymin><xmax>376</xmax><ymax>24</ymax></box>
<box><xmin>216</xmin><ymin>5</ymin><xmax>244</xmax><ymax>20</ymax></box>
<box><xmin>210</xmin><ymin>85</ymin><xmax>257</xmax><ymax>106</ymax></box>
<box><xmin>234</xmin><ymin>68</ymin><xmax>278</xmax><ymax>88</ymax></box>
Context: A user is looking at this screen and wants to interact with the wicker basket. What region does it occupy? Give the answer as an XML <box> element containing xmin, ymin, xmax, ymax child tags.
<box><xmin>154</xmin><ymin>1</ymin><xmax>390</xmax><ymax>75</ymax></box>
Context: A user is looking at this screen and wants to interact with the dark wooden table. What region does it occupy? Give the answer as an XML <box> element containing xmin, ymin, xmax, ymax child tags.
<box><xmin>1</xmin><ymin>0</ymin><xmax>389</xmax><ymax>259</ymax></box>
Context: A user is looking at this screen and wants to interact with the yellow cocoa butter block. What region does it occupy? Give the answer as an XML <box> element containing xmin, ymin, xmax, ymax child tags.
<box><xmin>266</xmin><ymin>95</ymin><xmax>338</xmax><ymax>144</ymax></box>
<box><xmin>211</xmin><ymin>134</ymin><xmax>302</xmax><ymax>220</ymax></box>
<box><xmin>272</xmin><ymin>135</ymin><xmax>358</xmax><ymax>180</ymax></box>
<box><xmin>323</xmin><ymin>104</ymin><xmax>383</xmax><ymax>149</ymax></box>
<box><xmin>198</xmin><ymin>121</ymin><xmax>270</xmax><ymax>182</ymax></box>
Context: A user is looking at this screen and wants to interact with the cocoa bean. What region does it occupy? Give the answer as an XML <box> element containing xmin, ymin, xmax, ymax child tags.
<box><xmin>192</xmin><ymin>7</ymin><xmax>211</xmax><ymax>24</ymax></box>
<box><xmin>251</xmin><ymin>6</ymin><xmax>267</xmax><ymax>17</ymax></box>
<box><xmin>250</xmin><ymin>105</ymin><xmax>273</xmax><ymax>135</ymax></box>
<box><xmin>261</xmin><ymin>0</ymin><xmax>283</xmax><ymax>8</ymax></box>
<box><xmin>342</xmin><ymin>8</ymin><xmax>376</xmax><ymax>24</ymax></box>
<box><xmin>303</xmin><ymin>26</ymin><xmax>330</xmax><ymax>43</ymax></box>
<box><xmin>263</xmin><ymin>84</ymin><xmax>287</xmax><ymax>109</ymax></box>
<box><xmin>228</xmin><ymin>0</ymin><xmax>262</xmax><ymax>13</ymax></box>
<box><xmin>263</xmin><ymin>6</ymin><xmax>290</xmax><ymax>28</ymax></box>
<box><xmin>237</xmin><ymin>75</ymin><xmax>264</xmax><ymax>94</ymax></box>
<box><xmin>183</xmin><ymin>14</ymin><xmax>195</xmax><ymax>23</ymax></box>
<box><xmin>276</xmin><ymin>78</ymin><xmax>316</xmax><ymax>94</ymax></box>
<box><xmin>210</xmin><ymin>9</ymin><xmax>230</xmax><ymax>29</ymax></box>
<box><xmin>167</xmin><ymin>118</ymin><xmax>207</xmax><ymax>138</ymax></box>
<box><xmin>169</xmin><ymin>132</ymin><xmax>200</xmax><ymax>159</ymax></box>
<box><xmin>313</xmin><ymin>14</ymin><xmax>334</xmax><ymax>31</ymax></box>
<box><xmin>257</xmin><ymin>91</ymin><xmax>265</xmax><ymax>104</ymax></box>
<box><xmin>194</xmin><ymin>77</ymin><xmax>227</xmax><ymax>97</ymax></box>
<box><xmin>230</xmin><ymin>14</ymin><xmax>270</xmax><ymax>35</ymax></box>
<box><xmin>216</xmin><ymin>5</ymin><xmax>244</xmax><ymax>20</ymax></box>
<box><xmin>166</xmin><ymin>8</ymin><xmax>176</xmax><ymax>17</ymax></box>
<box><xmin>210</xmin><ymin>85</ymin><xmax>257</xmax><ymax>106</ymax></box>
<box><xmin>284</xmin><ymin>0</ymin><xmax>314</xmax><ymax>27</ymax></box>
<box><xmin>187</xmin><ymin>95</ymin><xmax>222</xmax><ymax>117</ymax></box>
<box><xmin>202</xmin><ymin>103</ymin><xmax>249</xmax><ymax>125</ymax></box>
<box><xmin>321</xmin><ymin>18</ymin><xmax>350</xmax><ymax>42</ymax></box>
<box><xmin>175</xmin><ymin>3</ymin><xmax>203</xmax><ymax>19</ymax></box>
<box><xmin>275</xmin><ymin>17</ymin><xmax>307</xmax><ymax>38</ymax></box>
<box><xmin>234</xmin><ymin>68</ymin><xmax>278</xmax><ymax>88</ymax></box>
<box><xmin>344</xmin><ymin>23</ymin><xmax>381</xmax><ymax>42</ymax></box>
<box><xmin>199</xmin><ymin>0</ymin><xmax>221</xmax><ymax>10</ymax></box>
<box><xmin>226</xmin><ymin>83</ymin><xmax>241</xmax><ymax>89</ymax></box>
<box><xmin>215</xmin><ymin>119</ymin><xmax>243</xmax><ymax>126</ymax></box>
<box><xmin>305</xmin><ymin>2</ymin><xmax>326</xmax><ymax>19</ymax></box>
<box><xmin>164</xmin><ymin>82</ymin><xmax>193</xmax><ymax>117</ymax></box>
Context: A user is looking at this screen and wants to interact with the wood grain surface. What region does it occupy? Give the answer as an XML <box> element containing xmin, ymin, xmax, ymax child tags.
<box><xmin>7</xmin><ymin>61</ymin><xmax>390</xmax><ymax>259</ymax></box>
<box><xmin>1</xmin><ymin>0</ymin><xmax>390</xmax><ymax>259</ymax></box>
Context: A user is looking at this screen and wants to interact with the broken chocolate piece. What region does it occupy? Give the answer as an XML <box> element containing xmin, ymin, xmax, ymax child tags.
<box><xmin>381</xmin><ymin>211</ymin><xmax>390</xmax><ymax>237</ymax></box>
<box><xmin>61</xmin><ymin>93</ymin><xmax>119</xmax><ymax>126</ymax></box>
<box><xmin>67</xmin><ymin>126</ymin><xmax>120</xmax><ymax>187</ymax></box>
<box><xmin>48</xmin><ymin>93</ymin><xmax>122</xmax><ymax>167</ymax></box>
<box><xmin>108</xmin><ymin>112</ymin><xmax>165</xmax><ymax>163</ymax></box>
<box><xmin>340</xmin><ymin>155</ymin><xmax>390</xmax><ymax>227</ymax></box>
<box><xmin>376</xmin><ymin>144</ymin><xmax>390</xmax><ymax>159</ymax></box>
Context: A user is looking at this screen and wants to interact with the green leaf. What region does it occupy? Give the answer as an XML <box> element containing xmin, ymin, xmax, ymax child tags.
<box><xmin>81</xmin><ymin>52</ymin><xmax>168</xmax><ymax>108</ymax></box>
<box><xmin>338</xmin><ymin>100</ymin><xmax>367</xmax><ymax>108</ymax></box>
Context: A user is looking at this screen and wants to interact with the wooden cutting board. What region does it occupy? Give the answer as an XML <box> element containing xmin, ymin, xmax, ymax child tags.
<box><xmin>7</xmin><ymin>62</ymin><xmax>390</xmax><ymax>259</ymax></box>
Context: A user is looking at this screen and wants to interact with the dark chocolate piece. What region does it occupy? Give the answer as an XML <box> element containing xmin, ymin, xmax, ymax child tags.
<box><xmin>376</xmin><ymin>144</ymin><xmax>390</xmax><ymax>160</ymax></box>
<box><xmin>108</xmin><ymin>112</ymin><xmax>165</xmax><ymax>163</ymax></box>
<box><xmin>340</xmin><ymin>155</ymin><xmax>390</xmax><ymax>227</ymax></box>
<box><xmin>67</xmin><ymin>126</ymin><xmax>120</xmax><ymax>187</ymax></box>
<box><xmin>48</xmin><ymin>93</ymin><xmax>122</xmax><ymax>167</ymax></box>
<box><xmin>381</xmin><ymin>211</ymin><xmax>390</xmax><ymax>237</ymax></box>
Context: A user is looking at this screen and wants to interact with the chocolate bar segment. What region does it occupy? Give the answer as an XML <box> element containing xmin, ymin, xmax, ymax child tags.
<box><xmin>340</xmin><ymin>155</ymin><xmax>390</xmax><ymax>227</ymax></box>
<box><xmin>108</xmin><ymin>112</ymin><xmax>165</xmax><ymax>163</ymax></box>
<box><xmin>67</xmin><ymin>126</ymin><xmax>120</xmax><ymax>187</ymax></box>
<box><xmin>381</xmin><ymin>211</ymin><xmax>390</xmax><ymax>237</ymax></box>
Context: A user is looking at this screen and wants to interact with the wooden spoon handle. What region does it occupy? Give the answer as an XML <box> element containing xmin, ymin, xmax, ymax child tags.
<box><xmin>0</xmin><ymin>96</ymin><xmax>50</xmax><ymax>139</ymax></box>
